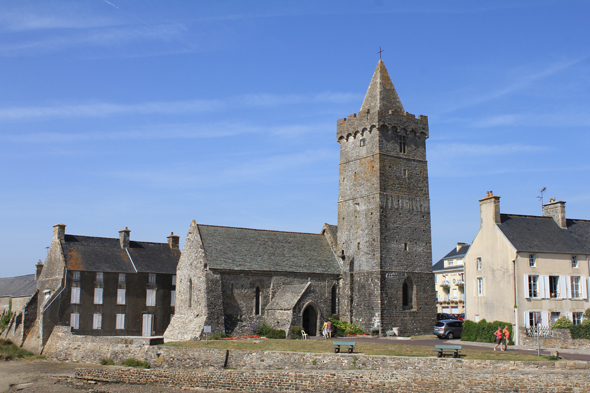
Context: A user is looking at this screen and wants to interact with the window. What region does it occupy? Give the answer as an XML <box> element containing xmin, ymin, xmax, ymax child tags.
<box><xmin>116</xmin><ymin>314</ymin><xmax>125</xmax><ymax>329</ymax></box>
<box><xmin>404</xmin><ymin>243</ymin><xmax>408</xmax><ymax>251</ymax></box>
<box><xmin>117</xmin><ymin>289</ymin><xmax>126</xmax><ymax>305</ymax></box>
<box><xmin>172</xmin><ymin>275</ymin><xmax>176</xmax><ymax>286</ymax></box>
<box><xmin>149</xmin><ymin>273</ymin><xmax>156</xmax><ymax>284</ymax></box>
<box><xmin>448</xmin><ymin>259</ymin><xmax>454</xmax><ymax>266</ymax></box>
<box><xmin>331</xmin><ymin>285</ymin><xmax>337</xmax><ymax>316</ymax></box>
<box><xmin>573</xmin><ymin>312</ymin><xmax>583</xmax><ymax>326</ymax></box>
<box><xmin>476</xmin><ymin>258</ymin><xmax>482</xmax><ymax>271</ymax></box>
<box><xmin>399</xmin><ymin>135</ymin><xmax>407</xmax><ymax>153</ymax></box>
<box><xmin>254</xmin><ymin>287</ymin><xmax>261</xmax><ymax>315</ymax></box>
<box><xmin>119</xmin><ymin>273</ymin><xmax>126</xmax><ymax>283</ymax></box>
<box><xmin>528</xmin><ymin>275</ymin><xmax>539</xmax><ymax>298</ymax></box>
<box><xmin>70</xmin><ymin>313</ymin><xmax>80</xmax><ymax>329</ymax></box>
<box><xmin>146</xmin><ymin>289</ymin><xmax>156</xmax><ymax>306</ymax></box>
<box><xmin>549</xmin><ymin>276</ymin><xmax>559</xmax><ymax>298</ymax></box>
<box><xmin>402</xmin><ymin>278</ymin><xmax>414</xmax><ymax>310</ymax></box>
<box><xmin>94</xmin><ymin>288</ymin><xmax>103</xmax><ymax>304</ymax></box>
<box><xmin>72</xmin><ymin>271</ymin><xmax>80</xmax><ymax>281</ymax></box>
<box><xmin>571</xmin><ymin>256</ymin><xmax>578</xmax><ymax>268</ymax></box>
<box><xmin>477</xmin><ymin>278</ymin><xmax>483</xmax><ymax>296</ymax></box>
<box><xmin>96</xmin><ymin>272</ymin><xmax>103</xmax><ymax>283</ymax></box>
<box><xmin>402</xmin><ymin>168</ymin><xmax>408</xmax><ymax>178</ymax></box>
<box><xmin>93</xmin><ymin>313</ymin><xmax>102</xmax><ymax>329</ymax></box>
<box><xmin>474</xmin><ymin>315</ymin><xmax>480</xmax><ymax>322</ymax></box>
<box><xmin>528</xmin><ymin>312</ymin><xmax>541</xmax><ymax>328</ymax></box>
<box><xmin>171</xmin><ymin>290</ymin><xmax>176</xmax><ymax>307</ymax></box>
<box><xmin>550</xmin><ymin>312</ymin><xmax>561</xmax><ymax>326</ymax></box>
<box><xmin>71</xmin><ymin>287</ymin><xmax>80</xmax><ymax>304</ymax></box>
<box><xmin>571</xmin><ymin>276</ymin><xmax>581</xmax><ymax>298</ymax></box>
<box><xmin>359</xmin><ymin>138</ymin><xmax>366</xmax><ymax>147</ymax></box>
<box><xmin>529</xmin><ymin>254</ymin><xmax>536</xmax><ymax>267</ymax></box>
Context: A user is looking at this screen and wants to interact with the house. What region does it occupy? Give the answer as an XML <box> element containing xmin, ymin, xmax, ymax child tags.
<box><xmin>433</xmin><ymin>243</ymin><xmax>468</xmax><ymax>314</ymax></box>
<box><xmin>25</xmin><ymin>224</ymin><xmax>180</xmax><ymax>353</ymax></box>
<box><xmin>464</xmin><ymin>192</ymin><xmax>590</xmax><ymax>340</ymax></box>
<box><xmin>0</xmin><ymin>273</ymin><xmax>38</xmax><ymax>346</ymax></box>
<box><xmin>165</xmin><ymin>59</ymin><xmax>437</xmax><ymax>340</ymax></box>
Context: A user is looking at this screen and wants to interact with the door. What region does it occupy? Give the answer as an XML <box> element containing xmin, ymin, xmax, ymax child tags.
<box><xmin>142</xmin><ymin>314</ymin><xmax>153</xmax><ymax>337</ymax></box>
<box><xmin>302</xmin><ymin>305</ymin><xmax>317</xmax><ymax>336</ymax></box>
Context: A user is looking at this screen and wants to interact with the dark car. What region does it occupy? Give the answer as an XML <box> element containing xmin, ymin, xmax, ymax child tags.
<box><xmin>437</xmin><ymin>313</ymin><xmax>458</xmax><ymax>321</ymax></box>
<box><xmin>433</xmin><ymin>319</ymin><xmax>463</xmax><ymax>339</ymax></box>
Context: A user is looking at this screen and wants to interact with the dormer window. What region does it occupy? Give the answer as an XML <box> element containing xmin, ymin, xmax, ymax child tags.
<box><xmin>448</xmin><ymin>259</ymin><xmax>454</xmax><ymax>266</ymax></box>
<box><xmin>529</xmin><ymin>254</ymin><xmax>536</xmax><ymax>267</ymax></box>
<box><xmin>96</xmin><ymin>272</ymin><xmax>103</xmax><ymax>283</ymax></box>
<box><xmin>571</xmin><ymin>256</ymin><xmax>578</xmax><ymax>268</ymax></box>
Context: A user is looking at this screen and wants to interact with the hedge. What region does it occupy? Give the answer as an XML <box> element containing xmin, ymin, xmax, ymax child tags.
<box><xmin>461</xmin><ymin>319</ymin><xmax>514</xmax><ymax>345</ymax></box>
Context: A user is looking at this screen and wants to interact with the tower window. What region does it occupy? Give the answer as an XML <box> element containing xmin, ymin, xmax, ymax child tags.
<box><xmin>403</xmin><ymin>169</ymin><xmax>408</xmax><ymax>178</ymax></box>
<box><xmin>357</xmin><ymin>242</ymin><xmax>361</xmax><ymax>250</ymax></box>
<box><xmin>360</xmin><ymin>138</ymin><xmax>366</xmax><ymax>147</ymax></box>
<box><xmin>399</xmin><ymin>135</ymin><xmax>407</xmax><ymax>153</ymax></box>
<box><xmin>255</xmin><ymin>286</ymin><xmax>261</xmax><ymax>315</ymax></box>
<box><xmin>404</xmin><ymin>243</ymin><xmax>408</xmax><ymax>251</ymax></box>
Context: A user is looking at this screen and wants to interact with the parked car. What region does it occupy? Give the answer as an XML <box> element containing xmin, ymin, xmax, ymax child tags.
<box><xmin>434</xmin><ymin>319</ymin><xmax>463</xmax><ymax>339</ymax></box>
<box><xmin>453</xmin><ymin>313</ymin><xmax>465</xmax><ymax>321</ymax></box>
<box><xmin>437</xmin><ymin>313</ymin><xmax>458</xmax><ymax>321</ymax></box>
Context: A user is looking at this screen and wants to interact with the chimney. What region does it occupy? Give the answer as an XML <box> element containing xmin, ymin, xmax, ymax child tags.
<box><xmin>35</xmin><ymin>260</ymin><xmax>44</xmax><ymax>280</ymax></box>
<box><xmin>53</xmin><ymin>223</ymin><xmax>66</xmax><ymax>242</ymax></box>
<box><xmin>544</xmin><ymin>199</ymin><xmax>567</xmax><ymax>229</ymax></box>
<box><xmin>119</xmin><ymin>227</ymin><xmax>131</xmax><ymax>249</ymax></box>
<box><xmin>479</xmin><ymin>191</ymin><xmax>501</xmax><ymax>226</ymax></box>
<box><xmin>167</xmin><ymin>232</ymin><xmax>179</xmax><ymax>250</ymax></box>
<box><xmin>456</xmin><ymin>242</ymin><xmax>467</xmax><ymax>252</ymax></box>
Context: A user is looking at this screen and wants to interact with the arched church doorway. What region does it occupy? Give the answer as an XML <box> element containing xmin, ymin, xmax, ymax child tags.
<box><xmin>302</xmin><ymin>305</ymin><xmax>318</xmax><ymax>336</ymax></box>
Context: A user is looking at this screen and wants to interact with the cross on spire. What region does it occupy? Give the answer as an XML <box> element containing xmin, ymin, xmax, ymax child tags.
<box><xmin>377</xmin><ymin>46</ymin><xmax>384</xmax><ymax>59</ymax></box>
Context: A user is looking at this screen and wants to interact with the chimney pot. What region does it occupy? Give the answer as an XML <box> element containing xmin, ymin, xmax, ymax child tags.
<box><xmin>119</xmin><ymin>227</ymin><xmax>131</xmax><ymax>249</ymax></box>
<box><xmin>167</xmin><ymin>232</ymin><xmax>180</xmax><ymax>250</ymax></box>
<box><xmin>53</xmin><ymin>223</ymin><xmax>66</xmax><ymax>242</ymax></box>
<box><xmin>543</xmin><ymin>200</ymin><xmax>567</xmax><ymax>229</ymax></box>
<box><xmin>35</xmin><ymin>260</ymin><xmax>44</xmax><ymax>280</ymax></box>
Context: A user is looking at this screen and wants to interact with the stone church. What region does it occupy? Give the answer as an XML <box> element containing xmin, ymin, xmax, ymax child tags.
<box><xmin>164</xmin><ymin>60</ymin><xmax>436</xmax><ymax>339</ymax></box>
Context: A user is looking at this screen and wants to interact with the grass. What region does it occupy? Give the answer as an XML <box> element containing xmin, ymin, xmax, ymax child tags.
<box><xmin>163</xmin><ymin>338</ymin><xmax>555</xmax><ymax>362</ymax></box>
<box><xmin>121</xmin><ymin>358</ymin><xmax>150</xmax><ymax>368</ymax></box>
<box><xmin>0</xmin><ymin>339</ymin><xmax>43</xmax><ymax>361</ymax></box>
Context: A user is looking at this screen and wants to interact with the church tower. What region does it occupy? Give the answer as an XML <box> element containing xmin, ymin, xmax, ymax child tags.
<box><xmin>336</xmin><ymin>59</ymin><xmax>436</xmax><ymax>335</ymax></box>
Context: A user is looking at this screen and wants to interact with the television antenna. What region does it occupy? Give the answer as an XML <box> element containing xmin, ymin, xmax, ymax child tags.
<box><xmin>536</xmin><ymin>187</ymin><xmax>546</xmax><ymax>214</ymax></box>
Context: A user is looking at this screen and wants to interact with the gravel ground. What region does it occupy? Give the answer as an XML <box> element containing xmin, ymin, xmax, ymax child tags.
<box><xmin>0</xmin><ymin>359</ymin><xmax>223</xmax><ymax>393</ymax></box>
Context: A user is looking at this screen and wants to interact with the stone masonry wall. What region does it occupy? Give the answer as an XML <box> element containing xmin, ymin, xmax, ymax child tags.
<box><xmin>520</xmin><ymin>328</ymin><xmax>590</xmax><ymax>350</ymax></box>
<box><xmin>76</xmin><ymin>366</ymin><xmax>590</xmax><ymax>392</ymax></box>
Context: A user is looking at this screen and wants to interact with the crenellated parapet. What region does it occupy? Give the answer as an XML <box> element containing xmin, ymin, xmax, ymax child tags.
<box><xmin>336</xmin><ymin>108</ymin><xmax>428</xmax><ymax>142</ymax></box>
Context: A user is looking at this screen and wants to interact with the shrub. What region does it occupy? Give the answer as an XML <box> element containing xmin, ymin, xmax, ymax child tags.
<box><xmin>552</xmin><ymin>317</ymin><xmax>573</xmax><ymax>329</ymax></box>
<box><xmin>290</xmin><ymin>326</ymin><xmax>303</xmax><ymax>339</ymax></box>
<box><xmin>266</xmin><ymin>329</ymin><xmax>286</xmax><ymax>339</ymax></box>
<box><xmin>121</xmin><ymin>358</ymin><xmax>150</xmax><ymax>368</ymax></box>
<box><xmin>583</xmin><ymin>307</ymin><xmax>590</xmax><ymax>321</ymax></box>
<box><xmin>461</xmin><ymin>320</ymin><xmax>513</xmax><ymax>345</ymax></box>
<box><xmin>211</xmin><ymin>333</ymin><xmax>231</xmax><ymax>340</ymax></box>
<box><xmin>0</xmin><ymin>299</ymin><xmax>12</xmax><ymax>332</ymax></box>
<box><xmin>570</xmin><ymin>323</ymin><xmax>590</xmax><ymax>340</ymax></box>
<box><xmin>329</xmin><ymin>318</ymin><xmax>363</xmax><ymax>336</ymax></box>
<box><xmin>100</xmin><ymin>357</ymin><xmax>115</xmax><ymax>365</ymax></box>
<box><xmin>252</xmin><ymin>321</ymin><xmax>273</xmax><ymax>337</ymax></box>
<box><xmin>461</xmin><ymin>320</ymin><xmax>477</xmax><ymax>341</ymax></box>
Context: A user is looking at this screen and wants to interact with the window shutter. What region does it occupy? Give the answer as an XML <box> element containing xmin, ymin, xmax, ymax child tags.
<box><xmin>559</xmin><ymin>276</ymin><xmax>567</xmax><ymax>299</ymax></box>
<box><xmin>94</xmin><ymin>288</ymin><xmax>103</xmax><ymax>305</ymax></box>
<box><xmin>71</xmin><ymin>287</ymin><xmax>80</xmax><ymax>304</ymax></box>
<box><xmin>581</xmin><ymin>277</ymin><xmax>588</xmax><ymax>300</ymax></box>
<box><xmin>542</xmin><ymin>276</ymin><xmax>550</xmax><ymax>298</ymax></box>
<box><xmin>171</xmin><ymin>290</ymin><xmax>176</xmax><ymax>307</ymax></box>
<box><xmin>523</xmin><ymin>275</ymin><xmax>529</xmax><ymax>298</ymax></box>
<box><xmin>117</xmin><ymin>289</ymin><xmax>126</xmax><ymax>305</ymax></box>
<box><xmin>567</xmin><ymin>312</ymin><xmax>573</xmax><ymax>321</ymax></box>
<box><xmin>541</xmin><ymin>312</ymin><xmax>549</xmax><ymax>327</ymax></box>
<box><xmin>524</xmin><ymin>312</ymin><xmax>529</xmax><ymax>328</ymax></box>
<box><xmin>565</xmin><ymin>276</ymin><xmax>571</xmax><ymax>299</ymax></box>
<box><xmin>538</xmin><ymin>276</ymin><xmax>545</xmax><ymax>299</ymax></box>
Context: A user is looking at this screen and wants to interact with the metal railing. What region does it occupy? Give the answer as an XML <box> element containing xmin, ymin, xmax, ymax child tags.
<box><xmin>525</xmin><ymin>326</ymin><xmax>553</xmax><ymax>337</ymax></box>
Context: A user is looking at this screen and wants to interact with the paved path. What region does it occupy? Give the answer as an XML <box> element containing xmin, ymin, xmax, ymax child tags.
<box><xmin>312</xmin><ymin>335</ymin><xmax>590</xmax><ymax>361</ymax></box>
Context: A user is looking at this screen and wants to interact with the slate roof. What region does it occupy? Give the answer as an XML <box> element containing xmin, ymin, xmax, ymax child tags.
<box><xmin>265</xmin><ymin>283</ymin><xmax>310</xmax><ymax>310</ymax></box>
<box><xmin>0</xmin><ymin>274</ymin><xmax>37</xmax><ymax>298</ymax></box>
<box><xmin>324</xmin><ymin>224</ymin><xmax>338</xmax><ymax>245</ymax></box>
<box><xmin>61</xmin><ymin>235</ymin><xmax>180</xmax><ymax>274</ymax></box>
<box><xmin>498</xmin><ymin>214</ymin><xmax>590</xmax><ymax>254</ymax></box>
<box><xmin>197</xmin><ymin>225</ymin><xmax>341</xmax><ymax>274</ymax></box>
<box><xmin>433</xmin><ymin>244</ymin><xmax>469</xmax><ymax>272</ymax></box>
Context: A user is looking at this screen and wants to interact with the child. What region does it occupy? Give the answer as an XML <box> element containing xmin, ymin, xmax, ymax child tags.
<box><xmin>494</xmin><ymin>326</ymin><xmax>503</xmax><ymax>351</ymax></box>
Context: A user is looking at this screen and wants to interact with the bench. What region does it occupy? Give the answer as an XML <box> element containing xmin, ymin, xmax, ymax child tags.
<box><xmin>332</xmin><ymin>341</ymin><xmax>356</xmax><ymax>353</ymax></box>
<box><xmin>434</xmin><ymin>344</ymin><xmax>462</xmax><ymax>358</ymax></box>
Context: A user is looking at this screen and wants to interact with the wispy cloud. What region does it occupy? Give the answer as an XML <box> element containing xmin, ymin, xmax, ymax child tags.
<box><xmin>0</xmin><ymin>92</ymin><xmax>359</xmax><ymax>121</ymax></box>
<box><xmin>428</xmin><ymin>142</ymin><xmax>549</xmax><ymax>159</ymax></box>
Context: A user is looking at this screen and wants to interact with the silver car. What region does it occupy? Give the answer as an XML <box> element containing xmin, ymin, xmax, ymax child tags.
<box><xmin>433</xmin><ymin>319</ymin><xmax>463</xmax><ymax>339</ymax></box>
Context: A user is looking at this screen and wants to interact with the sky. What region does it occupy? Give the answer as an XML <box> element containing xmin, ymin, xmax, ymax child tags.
<box><xmin>1</xmin><ymin>0</ymin><xmax>589</xmax><ymax>278</ymax></box>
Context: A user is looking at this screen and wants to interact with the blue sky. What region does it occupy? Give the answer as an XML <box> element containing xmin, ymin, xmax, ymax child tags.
<box><xmin>1</xmin><ymin>0</ymin><xmax>589</xmax><ymax>277</ymax></box>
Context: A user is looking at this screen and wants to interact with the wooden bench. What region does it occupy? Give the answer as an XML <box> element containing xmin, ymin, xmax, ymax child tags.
<box><xmin>332</xmin><ymin>341</ymin><xmax>356</xmax><ymax>353</ymax></box>
<box><xmin>434</xmin><ymin>344</ymin><xmax>462</xmax><ymax>358</ymax></box>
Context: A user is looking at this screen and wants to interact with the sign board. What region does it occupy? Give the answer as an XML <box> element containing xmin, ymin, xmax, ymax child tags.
<box><xmin>204</xmin><ymin>325</ymin><xmax>211</xmax><ymax>333</ymax></box>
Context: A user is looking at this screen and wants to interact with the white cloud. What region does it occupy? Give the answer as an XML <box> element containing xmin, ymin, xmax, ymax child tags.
<box><xmin>428</xmin><ymin>142</ymin><xmax>549</xmax><ymax>159</ymax></box>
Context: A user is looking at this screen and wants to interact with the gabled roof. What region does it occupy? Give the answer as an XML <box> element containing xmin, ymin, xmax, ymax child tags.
<box><xmin>0</xmin><ymin>274</ymin><xmax>37</xmax><ymax>298</ymax></box>
<box><xmin>433</xmin><ymin>244</ymin><xmax>469</xmax><ymax>272</ymax></box>
<box><xmin>324</xmin><ymin>224</ymin><xmax>338</xmax><ymax>245</ymax></box>
<box><xmin>265</xmin><ymin>283</ymin><xmax>310</xmax><ymax>310</ymax></box>
<box><xmin>61</xmin><ymin>235</ymin><xmax>180</xmax><ymax>274</ymax></box>
<box><xmin>498</xmin><ymin>214</ymin><xmax>590</xmax><ymax>254</ymax></box>
<box><xmin>360</xmin><ymin>59</ymin><xmax>404</xmax><ymax>113</ymax></box>
<box><xmin>197</xmin><ymin>225</ymin><xmax>341</xmax><ymax>274</ymax></box>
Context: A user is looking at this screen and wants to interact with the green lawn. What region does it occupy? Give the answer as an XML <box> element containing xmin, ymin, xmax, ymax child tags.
<box><xmin>164</xmin><ymin>338</ymin><xmax>554</xmax><ymax>362</ymax></box>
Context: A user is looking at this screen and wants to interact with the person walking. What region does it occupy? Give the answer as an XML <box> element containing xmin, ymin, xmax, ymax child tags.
<box><xmin>494</xmin><ymin>326</ymin><xmax>503</xmax><ymax>351</ymax></box>
<box><xmin>326</xmin><ymin>319</ymin><xmax>332</xmax><ymax>338</ymax></box>
<box><xmin>322</xmin><ymin>321</ymin><xmax>328</xmax><ymax>339</ymax></box>
<box><xmin>503</xmin><ymin>325</ymin><xmax>510</xmax><ymax>351</ymax></box>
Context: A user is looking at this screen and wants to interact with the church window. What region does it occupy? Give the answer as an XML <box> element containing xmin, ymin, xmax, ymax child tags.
<box><xmin>399</xmin><ymin>135</ymin><xmax>407</xmax><ymax>154</ymax></box>
<box><xmin>402</xmin><ymin>278</ymin><xmax>414</xmax><ymax>310</ymax></box>
<box><xmin>188</xmin><ymin>279</ymin><xmax>192</xmax><ymax>308</ymax></box>
<box><xmin>404</xmin><ymin>243</ymin><xmax>408</xmax><ymax>251</ymax></box>
<box><xmin>360</xmin><ymin>138</ymin><xmax>366</xmax><ymax>147</ymax></box>
<box><xmin>331</xmin><ymin>285</ymin><xmax>337</xmax><ymax>316</ymax></box>
<box><xmin>403</xmin><ymin>168</ymin><xmax>408</xmax><ymax>178</ymax></box>
<box><xmin>255</xmin><ymin>287</ymin><xmax>261</xmax><ymax>315</ymax></box>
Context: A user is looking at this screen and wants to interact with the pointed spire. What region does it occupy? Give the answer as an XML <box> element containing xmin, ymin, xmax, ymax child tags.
<box><xmin>360</xmin><ymin>59</ymin><xmax>404</xmax><ymax>113</ymax></box>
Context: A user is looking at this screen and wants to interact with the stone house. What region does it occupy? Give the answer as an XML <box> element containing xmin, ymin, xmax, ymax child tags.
<box><xmin>0</xmin><ymin>273</ymin><xmax>38</xmax><ymax>346</ymax></box>
<box><xmin>433</xmin><ymin>243</ymin><xmax>468</xmax><ymax>314</ymax></box>
<box><xmin>464</xmin><ymin>193</ymin><xmax>590</xmax><ymax>342</ymax></box>
<box><xmin>165</xmin><ymin>59</ymin><xmax>436</xmax><ymax>339</ymax></box>
<box><xmin>24</xmin><ymin>224</ymin><xmax>180</xmax><ymax>353</ymax></box>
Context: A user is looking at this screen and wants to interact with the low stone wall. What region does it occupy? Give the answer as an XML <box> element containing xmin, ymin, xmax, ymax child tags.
<box><xmin>76</xmin><ymin>367</ymin><xmax>590</xmax><ymax>392</ymax></box>
<box><xmin>520</xmin><ymin>328</ymin><xmax>590</xmax><ymax>350</ymax></box>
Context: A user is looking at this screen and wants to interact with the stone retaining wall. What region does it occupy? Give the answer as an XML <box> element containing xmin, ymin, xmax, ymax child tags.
<box><xmin>76</xmin><ymin>367</ymin><xmax>590</xmax><ymax>392</ymax></box>
<box><xmin>520</xmin><ymin>328</ymin><xmax>590</xmax><ymax>350</ymax></box>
